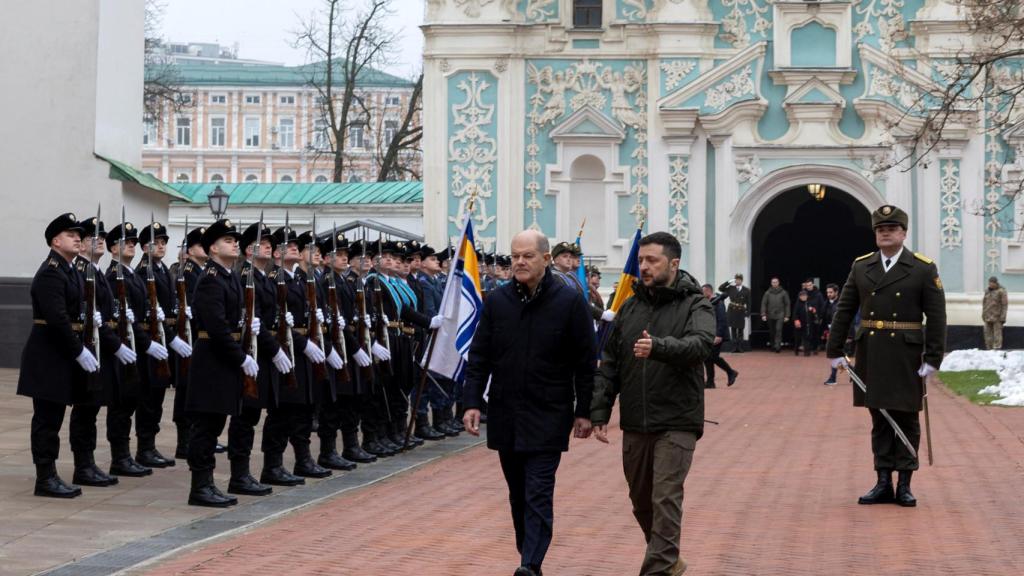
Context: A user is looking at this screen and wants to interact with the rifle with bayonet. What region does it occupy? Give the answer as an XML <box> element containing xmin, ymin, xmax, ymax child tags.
<box><xmin>276</xmin><ymin>213</ymin><xmax>298</xmax><ymax>389</ymax></box>
<box><xmin>146</xmin><ymin>212</ymin><xmax>171</xmax><ymax>379</ymax></box>
<box><xmin>240</xmin><ymin>216</ymin><xmax>259</xmax><ymax>399</ymax></box>
<box><xmin>82</xmin><ymin>204</ymin><xmax>101</xmax><ymax>391</ymax></box>
<box><xmin>372</xmin><ymin>237</ymin><xmax>393</xmax><ymax>376</ymax></box>
<box><xmin>327</xmin><ymin>222</ymin><xmax>351</xmax><ymax>384</ymax></box>
<box><xmin>306</xmin><ymin>214</ymin><xmax>327</xmax><ymax>382</ymax></box>
<box><xmin>175</xmin><ymin>215</ymin><xmax>192</xmax><ymax>380</ymax></box>
<box><xmin>114</xmin><ymin>206</ymin><xmax>139</xmax><ymax>386</ymax></box>
<box><xmin>354</xmin><ymin>233</ymin><xmax>374</xmax><ymax>384</ymax></box>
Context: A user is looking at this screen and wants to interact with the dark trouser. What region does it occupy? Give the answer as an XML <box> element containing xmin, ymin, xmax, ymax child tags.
<box><xmin>317</xmin><ymin>396</ymin><xmax>343</xmax><ymax>445</ymax></box>
<box><xmin>385</xmin><ymin>378</ymin><xmax>408</xmax><ymax>433</ymax></box>
<box><xmin>703</xmin><ymin>343</ymin><xmax>733</xmax><ymax>385</ymax></box>
<box><xmin>362</xmin><ymin>384</ymin><xmax>391</xmax><ymax>439</ymax></box>
<box><xmin>767</xmin><ymin>318</ymin><xmax>784</xmax><ymax>350</ymax></box>
<box><xmin>69</xmin><ymin>403</ymin><xmax>101</xmax><ymax>455</ymax></box>
<box><xmin>136</xmin><ymin>384</ymin><xmax>167</xmax><ymax>449</ymax></box>
<box><xmin>262</xmin><ymin>404</ymin><xmax>295</xmax><ymax>456</ymax></box>
<box><xmin>289</xmin><ymin>403</ymin><xmax>315</xmax><ymax>455</ymax></box>
<box><xmin>498</xmin><ymin>450</ymin><xmax>562</xmax><ymax>570</ymax></box>
<box><xmin>808</xmin><ymin>323</ymin><xmax>821</xmax><ymax>352</ymax></box>
<box><xmin>622</xmin><ymin>431</ymin><xmax>696</xmax><ymax>576</ymax></box>
<box><xmin>227</xmin><ymin>405</ymin><xmax>262</xmax><ymax>462</ymax></box>
<box><xmin>106</xmin><ymin>395</ymin><xmax>138</xmax><ymax>458</ymax></box>
<box><xmin>31</xmin><ymin>398</ymin><xmax>67</xmax><ymax>465</ymax></box>
<box><xmin>187</xmin><ymin>412</ymin><xmax>227</xmax><ymax>472</ymax></box>
<box><xmin>729</xmin><ymin>326</ymin><xmax>744</xmax><ymax>350</ymax></box>
<box><xmin>869</xmin><ymin>408</ymin><xmax>920</xmax><ymax>471</ymax></box>
<box><xmin>338</xmin><ymin>396</ymin><xmax>361</xmax><ymax>436</ymax></box>
<box><xmin>416</xmin><ymin>373</ymin><xmax>453</xmax><ymax>416</ymax></box>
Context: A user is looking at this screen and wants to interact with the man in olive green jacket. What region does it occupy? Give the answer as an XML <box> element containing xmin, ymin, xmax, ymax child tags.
<box><xmin>591</xmin><ymin>232</ymin><xmax>715</xmax><ymax>576</ymax></box>
<box><xmin>983</xmin><ymin>276</ymin><xmax>1008</xmax><ymax>349</ymax></box>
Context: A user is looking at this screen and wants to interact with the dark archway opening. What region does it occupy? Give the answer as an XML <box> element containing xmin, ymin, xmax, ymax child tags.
<box><xmin>749</xmin><ymin>186</ymin><xmax>875</xmax><ymax>349</ymax></box>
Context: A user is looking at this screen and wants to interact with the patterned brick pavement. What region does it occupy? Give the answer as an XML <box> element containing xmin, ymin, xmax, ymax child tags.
<box><xmin>135</xmin><ymin>352</ymin><xmax>1024</xmax><ymax>576</ymax></box>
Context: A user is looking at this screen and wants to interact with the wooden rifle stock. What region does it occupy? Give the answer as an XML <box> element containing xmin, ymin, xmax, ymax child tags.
<box><xmin>306</xmin><ymin>278</ymin><xmax>327</xmax><ymax>381</ymax></box>
<box><xmin>114</xmin><ymin>271</ymin><xmax>139</xmax><ymax>385</ymax></box>
<box><xmin>82</xmin><ymin>268</ymin><xmax>100</xmax><ymax>391</ymax></box>
<box><xmin>354</xmin><ymin>289</ymin><xmax>374</xmax><ymax>383</ymax></box>
<box><xmin>241</xmin><ymin>278</ymin><xmax>258</xmax><ymax>399</ymax></box>
<box><xmin>371</xmin><ymin>278</ymin><xmax>393</xmax><ymax>376</ymax></box>
<box><xmin>327</xmin><ymin>282</ymin><xmax>351</xmax><ymax>384</ymax></box>
<box><xmin>276</xmin><ymin>278</ymin><xmax>298</xmax><ymax>389</ymax></box>
<box><xmin>175</xmin><ymin>277</ymin><xmax>191</xmax><ymax>378</ymax></box>
<box><xmin>146</xmin><ymin>276</ymin><xmax>171</xmax><ymax>379</ymax></box>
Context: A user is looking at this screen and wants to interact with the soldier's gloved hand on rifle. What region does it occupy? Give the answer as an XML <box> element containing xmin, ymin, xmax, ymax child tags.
<box><xmin>371</xmin><ymin>342</ymin><xmax>391</xmax><ymax>362</ymax></box>
<box><xmin>316</xmin><ymin>308</ymin><xmax>325</xmax><ymax>325</ymax></box>
<box><xmin>169</xmin><ymin>336</ymin><xmax>192</xmax><ymax>357</ymax></box>
<box><xmin>114</xmin><ymin>344</ymin><xmax>137</xmax><ymax>365</ymax></box>
<box><xmin>304</xmin><ymin>340</ymin><xmax>326</xmax><ymax>363</ymax></box>
<box><xmin>337</xmin><ymin>314</ymin><xmax>345</xmax><ymax>329</ymax></box>
<box><xmin>382</xmin><ymin>314</ymin><xmax>390</xmax><ymax>325</ymax></box>
<box><xmin>272</xmin><ymin>349</ymin><xmax>292</xmax><ymax>374</ymax></box>
<box><xmin>75</xmin><ymin>348</ymin><xmax>99</xmax><ymax>373</ymax></box>
<box><xmin>429</xmin><ymin>315</ymin><xmax>444</xmax><ymax>330</ymax></box>
<box><xmin>285</xmin><ymin>311</ymin><xmax>294</xmax><ymax>327</ymax></box>
<box><xmin>251</xmin><ymin>316</ymin><xmax>261</xmax><ymax>336</ymax></box>
<box><xmin>185</xmin><ymin>306</ymin><xmax>192</xmax><ymax>320</ymax></box>
<box><xmin>364</xmin><ymin>314</ymin><xmax>373</xmax><ymax>327</ymax></box>
<box><xmin>830</xmin><ymin>357</ymin><xmax>849</xmax><ymax>370</ymax></box>
<box><xmin>125</xmin><ymin>308</ymin><xmax>135</xmax><ymax>323</ymax></box>
<box><xmin>156</xmin><ymin>306</ymin><xmax>166</xmax><ymax>323</ymax></box>
<box><xmin>326</xmin><ymin>349</ymin><xmax>344</xmax><ymax>370</ymax></box>
<box><xmin>354</xmin><ymin>348</ymin><xmax>372</xmax><ymax>367</ymax></box>
<box><xmin>917</xmin><ymin>363</ymin><xmax>938</xmax><ymax>378</ymax></box>
<box><xmin>600</xmin><ymin>310</ymin><xmax>616</xmax><ymax>322</ymax></box>
<box><xmin>92</xmin><ymin>311</ymin><xmax>103</xmax><ymax>326</ymax></box>
<box><xmin>146</xmin><ymin>341</ymin><xmax>169</xmax><ymax>361</ymax></box>
<box><xmin>241</xmin><ymin>355</ymin><xmax>259</xmax><ymax>378</ymax></box>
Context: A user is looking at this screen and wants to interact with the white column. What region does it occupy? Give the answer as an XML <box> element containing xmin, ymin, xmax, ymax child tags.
<box><xmin>265</xmin><ymin>155</ymin><xmax>273</xmax><ymax>182</ymax></box>
<box><xmin>231</xmin><ymin>93</ymin><xmax>240</xmax><ymax>149</ymax></box>
<box><xmin>196</xmin><ymin>155</ymin><xmax>204</xmax><ymax>182</ymax></box>
<box><xmin>196</xmin><ymin>97</ymin><xmax>205</xmax><ymax>149</ymax></box>
<box><xmin>961</xmin><ymin>133</ymin><xmax>985</xmax><ymax>292</ymax></box>
<box><xmin>161</xmin><ymin>154</ymin><xmax>169</xmax><ymax>182</ymax></box>
<box><xmin>713</xmin><ymin>135</ymin><xmax>737</xmax><ymax>283</ymax></box>
<box><xmin>918</xmin><ymin>156</ymin><xmax>941</xmax><ymax>257</ymax></box>
<box><xmin>230</xmin><ymin>154</ymin><xmax>238</xmax><ymax>182</ymax></box>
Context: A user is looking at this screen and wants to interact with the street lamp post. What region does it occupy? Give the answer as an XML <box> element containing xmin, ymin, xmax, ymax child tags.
<box><xmin>208</xmin><ymin>185</ymin><xmax>230</xmax><ymax>220</ymax></box>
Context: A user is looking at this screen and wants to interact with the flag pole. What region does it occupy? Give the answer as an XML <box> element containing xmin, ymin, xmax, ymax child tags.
<box><xmin>405</xmin><ymin>191</ymin><xmax>478</xmax><ymax>448</ymax></box>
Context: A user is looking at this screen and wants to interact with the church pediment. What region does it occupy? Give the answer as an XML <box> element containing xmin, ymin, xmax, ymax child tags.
<box><xmin>857</xmin><ymin>44</ymin><xmax>945</xmax><ymax>111</ymax></box>
<box><xmin>658</xmin><ymin>42</ymin><xmax>768</xmax><ymax>115</ymax></box>
<box><xmin>549</xmin><ymin>106</ymin><xmax>625</xmax><ymax>143</ymax></box>
<box><xmin>784</xmin><ymin>77</ymin><xmax>845</xmax><ymax>107</ymax></box>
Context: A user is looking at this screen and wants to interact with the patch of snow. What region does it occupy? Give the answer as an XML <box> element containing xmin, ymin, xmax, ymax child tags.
<box><xmin>940</xmin><ymin>349</ymin><xmax>1024</xmax><ymax>407</ymax></box>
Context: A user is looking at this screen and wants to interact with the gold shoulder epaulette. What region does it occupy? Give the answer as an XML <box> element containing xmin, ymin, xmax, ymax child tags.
<box><xmin>206</xmin><ymin>266</ymin><xmax>217</xmax><ymax>276</ymax></box>
<box><xmin>914</xmin><ymin>252</ymin><xmax>934</xmax><ymax>264</ymax></box>
<box><xmin>854</xmin><ymin>252</ymin><xmax>875</xmax><ymax>263</ymax></box>
<box><xmin>48</xmin><ymin>258</ymin><xmax>58</xmax><ymax>268</ymax></box>
<box><xmin>75</xmin><ymin>259</ymin><xmax>86</xmax><ymax>271</ymax></box>
<box><xmin>184</xmin><ymin>262</ymin><xmax>194</xmax><ymax>272</ymax></box>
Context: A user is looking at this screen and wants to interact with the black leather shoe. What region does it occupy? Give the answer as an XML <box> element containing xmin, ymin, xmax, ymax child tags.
<box><xmin>110</xmin><ymin>457</ymin><xmax>153</xmax><ymax>477</ymax></box>
<box><xmin>35</xmin><ymin>464</ymin><xmax>82</xmax><ymax>498</ymax></box>
<box><xmin>294</xmin><ymin>458</ymin><xmax>332</xmax><ymax>478</ymax></box>
<box><xmin>188</xmin><ymin>473</ymin><xmax>238</xmax><ymax>507</ymax></box>
<box><xmin>260</xmin><ymin>466</ymin><xmax>306</xmax><ymax>486</ymax></box>
<box><xmin>228</xmin><ymin>473</ymin><xmax>273</xmax><ymax>496</ymax></box>
<box><xmin>858</xmin><ymin>469</ymin><xmax>895</xmax><ymax>505</ymax></box>
<box><xmin>415</xmin><ymin>424</ymin><xmax>445</xmax><ymax>441</ymax></box>
<box><xmin>705</xmin><ymin>382</ymin><xmax>716</xmax><ymax>389</ymax></box>
<box><xmin>513</xmin><ymin>567</ymin><xmax>539</xmax><ymax>576</ymax></box>
<box><xmin>728</xmin><ymin>370</ymin><xmax>739</xmax><ymax>387</ymax></box>
<box><xmin>342</xmin><ymin>445</ymin><xmax>377</xmax><ymax>463</ymax></box>
<box><xmin>440</xmin><ymin>420</ymin><xmax>461</xmax><ymax>437</ymax></box>
<box><xmin>318</xmin><ymin>451</ymin><xmax>357</xmax><ymax>471</ymax></box>
<box><xmin>379</xmin><ymin>435</ymin><xmax>404</xmax><ymax>453</ymax></box>
<box><xmin>363</xmin><ymin>440</ymin><xmax>393</xmax><ymax>458</ymax></box>
<box><xmin>214</xmin><ymin>443</ymin><xmax>227</xmax><ymax>454</ymax></box>
<box><xmin>896</xmin><ymin>471</ymin><xmax>917</xmax><ymax>507</ymax></box>
<box><xmin>174</xmin><ymin>445</ymin><xmax>189</xmax><ymax>460</ymax></box>
<box><xmin>136</xmin><ymin>448</ymin><xmax>176</xmax><ymax>468</ymax></box>
<box><xmin>451</xmin><ymin>418</ymin><xmax>465</xmax><ymax>432</ymax></box>
<box><xmin>73</xmin><ymin>464</ymin><xmax>119</xmax><ymax>487</ymax></box>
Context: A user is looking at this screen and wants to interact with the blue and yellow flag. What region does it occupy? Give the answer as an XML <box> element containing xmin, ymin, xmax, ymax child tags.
<box><xmin>608</xmin><ymin>228</ymin><xmax>642</xmax><ymax>313</ymax></box>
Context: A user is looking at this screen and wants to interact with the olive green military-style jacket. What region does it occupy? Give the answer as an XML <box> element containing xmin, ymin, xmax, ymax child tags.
<box><xmin>826</xmin><ymin>248</ymin><xmax>946</xmax><ymax>412</ymax></box>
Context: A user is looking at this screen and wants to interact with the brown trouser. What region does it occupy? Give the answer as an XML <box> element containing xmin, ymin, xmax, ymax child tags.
<box><xmin>622</xmin><ymin>430</ymin><xmax>696</xmax><ymax>576</ymax></box>
<box><xmin>984</xmin><ymin>321</ymin><xmax>1003</xmax><ymax>350</ymax></box>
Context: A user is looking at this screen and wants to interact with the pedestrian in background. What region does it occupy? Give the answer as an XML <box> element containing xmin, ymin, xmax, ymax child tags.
<box><xmin>822</xmin><ymin>284</ymin><xmax>841</xmax><ymax>384</ymax></box>
<box><xmin>760</xmin><ymin>277</ymin><xmax>790</xmax><ymax>353</ymax></box>
<box><xmin>718</xmin><ymin>274</ymin><xmax>750</xmax><ymax>352</ymax></box>
<box><xmin>792</xmin><ymin>291</ymin><xmax>814</xmax><ymax>357</ymax></box>
<box><xmin>983</xmin><ymin>276</ymin><xmax>1008</xmax><ymax>350</ymax></box>
<box><xmin>802</xmin><ymin>279</ymin><xmax>826</xmax><ymax>354</ymax></box>
<box><xmin>703</xmin><ymin>284</ymin><xmax>738</xmax><ymax>388</ymax></box>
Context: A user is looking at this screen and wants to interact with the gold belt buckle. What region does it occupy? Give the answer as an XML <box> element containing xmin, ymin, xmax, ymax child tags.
<box><xmin>874</xmin><ymin>320</ymin><xmax>885</xmax><ymax>329</ymax></box>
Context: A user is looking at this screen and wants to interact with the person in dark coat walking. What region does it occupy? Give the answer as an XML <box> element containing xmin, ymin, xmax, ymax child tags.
<box><xmin>760</xmin><ymin>277</ymin><xmax>790</xmax><ymax>353</ymax></box>
<box><xmin>822</xmin><ymin>283</ymin><xmax>841</xmax><ymax>385</ymax></box>
<box><xmin>792</xmin><ymin>291</ymin><xmax>815</xmax><ymax>356</ymax></box>
<box><xmin>463</xmin><ymin>229</ymin><xmax>596</xmax><ymax>576</ymax></box>
<box><xmin>802</xmin><ymin>279</ymin><xmax>826</xmax><ymax>353</ymax></box>
<box><xmin>702</xmin><ymin>284</ymin><xmax>737</xmax><ymax>388</ymax></box>
<box><xmin>718</xmin><ymin>274</ymin><xmax>750</xmax><ymax>352</ymax></box>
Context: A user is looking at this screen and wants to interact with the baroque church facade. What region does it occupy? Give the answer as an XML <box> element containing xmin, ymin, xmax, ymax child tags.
<box><xmin>422</xmin><ymin>0</ymin><xmax>1021</xmax><ymax>335</ymax></box>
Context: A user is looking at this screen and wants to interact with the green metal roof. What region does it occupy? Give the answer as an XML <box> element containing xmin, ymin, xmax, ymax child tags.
<box><xmin>148</xmin><ymin>59</ymin><xmax>413</xmax><ymax>88</ymax></box>
<box><xmin>96</xmin><ymin>154</ymin><xmax>189</xmax><ymax>200</ymax></box>
<box><xmin>170</xmin><ymin>182</ymin><xmax>422</xmax><ymax>206</ymax></box>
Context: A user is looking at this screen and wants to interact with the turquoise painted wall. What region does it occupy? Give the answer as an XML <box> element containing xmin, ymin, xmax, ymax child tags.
<box><xmin>790</xmin><ymin>22</ymin><xmax>836</xmax><ymax>67</ymax></box>
<box><xmin>518</xmin><ymin>0</ymin><xmax>559</xmax><ymax>23</ymax></box>
<box><xmin>447</xmin><ymin>71</ymin><xmax>499</xmax><ymax>249</ymax></box>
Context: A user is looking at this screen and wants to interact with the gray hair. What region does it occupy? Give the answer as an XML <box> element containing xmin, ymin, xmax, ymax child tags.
<box><xmin>512</xmin><ymin>229</ymin><xmax>550</xmax><ymax>254</ymax></box>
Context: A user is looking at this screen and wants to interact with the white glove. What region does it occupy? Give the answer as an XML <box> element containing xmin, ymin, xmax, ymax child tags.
<box><xmin>169</xmin><ymin>336</ymin><xmax>192</xmax><ymax>357</ymax></box>
<box><xmin>76</xmin><ymin>348</ymin><xmax>99</xmax><ymax>372</ymax></box>
<box><xmin>600</xmin><ymin>310</ymin><xmax>616</xmax><ymax>322</ymax></box>
<box><xmin>156</xmin><ymin>306</ymin><xmax>166</xmax><ymax>322</ymax></box>
<box><xmin>354</xmin><ymin>348</ymin><xmax>372</xmax><ymax>367</ymax></box>
<box><xmin>285</xmin><ymin>311</ymin><xmax>295</xmax><ymax>327</ymax></box>
<box><xmin>429</xmin><ymin>315</ymin><xmax>444</xmax><ymax>330</ymax></box>
<box><xmin>251</xmin><ymin>316</ymin><xmax>261</xmax><ymax>336</ymax></box>
<box><xmin>830</xmin><ymin>357</ymin><xmax>849</xmax><ymax>370</ymax></box>
<box><xmin>382</xmin><ymin>314</ymin><xmax>390</xmax><ymax>325</ymax></box>
<box><xmin>304</xmin><ymin>340</ymin><xmax>326</xmax><ymax>363</ymax></box>
<box><xmin>146</xmin><ymin>341</ymin><xmax>169</xmax><ymax>361</ymax></box>
<box><xmin>272</xmin><ymin>348</ymin><xmax>293</xmax><ymax>373</ymax></box>
<box><xmin>185</xmin><ymin>306</ymin><xmax>192</xmax><ymax>320</ymax></box>
<box><xmin>92</xmin><ymin>311</ymin><xmax>103</xmax><ymax>326</ymax></box>
<box><xmin>126</xmin><ymin>308</ymin><xmax>135</xmax><ymax>323</ymax></box>
<box><xmin>327</xmin><ymin>348</ymin><xmax>344</xmax><ymax>370</ymax></box>
<box><xmin>316</xmin><ymin>308</ymin><xmax>325</xmax><ymax>324</ymax></box>
<box><xmin>337</xmin><ymin>314</ymin><xmax>346</xmax><ymax>329</ymax></box>
<box><xmin>241</xmin><ymin>355</ymin><xmax>259</xmax><ymax>377</ymax></box>
<box><xmin>917</xmin><ymin>363</ymin><xmax>938</xmax><ymax>378</ymax></box>
<box><xmin>364</xmin><ymin>314</ymin><xmax>373</xmax><ymax>327</ymax></box>
<box><xmin>114</xmin><ymin>344</ymin><xmax>137</xmax><ymax>365</ymax></box>
<box><xmin>371</xmin><ymin>342</ymin><xmax>391</xmax><ymax>362</ymax></box>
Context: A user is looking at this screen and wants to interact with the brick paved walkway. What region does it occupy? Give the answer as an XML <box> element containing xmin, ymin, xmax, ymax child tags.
<box><xmin>134</xmin><ymin>352</ymin><xmax>1024</xmax><ymax>576</ymax></box>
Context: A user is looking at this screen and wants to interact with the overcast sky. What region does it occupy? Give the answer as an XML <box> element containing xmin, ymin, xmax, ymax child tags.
<box><xmin>158</xmin><ymin>0</ymin><xmax>425</xmax><ymax>78</ymax></box>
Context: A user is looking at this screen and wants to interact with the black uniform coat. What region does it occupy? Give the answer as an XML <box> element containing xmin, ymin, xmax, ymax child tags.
<box><xmin>136</xmin><ymin>256</ymin><xmax>173</xmax><ymax>389</ymax></box>
<box><xmin>464</xmin><ymin>268</ymin><xmax>596</xmax><ymax>452</ymax></box>
<box><xmin>17</xmin><ymin>251</ymin><xmax>87</xmax><ymax>405</ymax></box>
<box><xmin>718</xmin><ymin>282</ymin><xmax>751</xmax><ymax>329</ymax></box>
<box><xmin>322</xmin><ymin>271</ymin><xmax>362</xmax><ymax>396</ymax></box>
<box><xmin>106</xmin><ymin>262</ymin><xmax>152</xmax><ymax>398</ymax></box>
<box><xmin>74</xmin><ymin>256</ymin><xmax>122</xmax><ymax>405</ymax></box>
<box><xmin>186</xmin><ymin>261</ymin><xmax>246</xmax><ymax>415</ymax></box>
<box><xmin>270</xmin><ymin>266</ymin><xmax>317</xmax><ymax>405</ymax></box>
<box><xmin>826</xmin><ymin>249</ymin><xmax>946</xmax><ymax>412</ymax></box>
<box><xmin>241</xmin><ymin>261</ymin><xmax>282</xmax><ymax>408</ymax></box>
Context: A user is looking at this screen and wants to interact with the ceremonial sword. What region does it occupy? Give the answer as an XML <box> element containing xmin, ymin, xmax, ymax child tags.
<box><xmin>842</xmin><ymin>356</ymin><xmax>917</xmax><ymax>459</ymax></box>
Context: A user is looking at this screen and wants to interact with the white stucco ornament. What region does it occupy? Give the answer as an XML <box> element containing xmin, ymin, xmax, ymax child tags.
<box><xmin>705</xmin><ymin>66</ymin><xmax>756</xmax><ymax>112</ymax></box>
<box><xmin>660</xmin><ymin>60</ymin><xmax>696</xmax><ymax>92</ymax></box>
<box><xmin>735</xmin><ymin>155</ymin><xmax>763</xmax><ymax>184</ymax></box>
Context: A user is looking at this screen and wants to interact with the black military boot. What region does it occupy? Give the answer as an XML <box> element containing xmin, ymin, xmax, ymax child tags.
<box><xmin>188</xmin><ymin>469</ymin><xmax>237</xmax><ymax>508</ymax></box>
<box><xmin>228</xmin><ymin>458</ymin><xmax>272</xmax><ymax>496</ymax></box>
<box><xmin>293</xmin><ymin>444</ymin><xmax>332</xmax><ymax>479</ymax></box>
<box><xmin>362</xmin><ymin>430</ymin><xmax>394</xmax><ymax>458</ymax></box>
<box><xmin>260</xmin><ymin>453</ymin><xmax>305</xmax><ymax>486</ymax></box>
<box><xmin>896</xmin><ymin>470</ymin><xmax>917</xmax><ymax>507</ymax></box>
<box><xmin>72</xmin><ymin>451</ymin><xmax>118</xmax><ymax>487</ymax></box>
<box><xmin>109</xmin><ymin>444</ymin><xmax>153</xmax><ymax>477</ymax></box>
<box><xmin>415</xmin><ymin>413</ymin><xmax>445</xmax><ymax>441</ymax></box>
<box><xmin>451</xmin><ymin>405</ymin><xmax>465</xmax><ymax>432</ymax></box>
<box><xmin>437</xmin><ymin>409</ymin><xmax>461</xmax><ymax>437</ymax></box>
<box><xmin>174</xmin><ymin>423</ymin><xmax>190</xmax><ymax>460</ymax></box>
<box><xmin>318</xmin><ymin>438</ymin><xmax>357</xmax><ymax>471</ymax></box>
<box><xmin>857</xmin><ymin>469</ymin><xmax>895</xmax><ymax>505</ymax></box>
<box><xmin>136</xmin><ymin>439</ymin><xmax>176</xmax><ymax>468</ymax></box>
<box><xmin>341</xmin><ymin>431</ymin><xmax>377</xmax><ymax>463</ymax></box>
<box><xmin>34</xmin><ymin>463</ymin><xmax>82</xmax><ymax>498</ymax></box>
<box><xmin>378</xmin><ymin>426</ymin><xmax>405</xmax><ymax>453</ymax></box>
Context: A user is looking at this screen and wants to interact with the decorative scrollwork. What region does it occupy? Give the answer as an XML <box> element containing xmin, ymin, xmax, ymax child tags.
<box><xmin>853</xmin><ymin>0</ymin><xmax>906</xmax><ymax>52</ymax></box>
<box><xmin>449</xmin><ymin>72</ymin><xmax>498</xmax><ymax>247</ymax></box>
<box><xmin>668</xmin><ymin>156</ymin><xmax>689</xmax><ymax>244</ymax></box>
<box><xmin>704</xmin><ymin>66</ymin><xmax>755</xmax><ymax>111</ymax></box>
<box><xmin>940</xmin><ymin>160</ymin><xmax>963</xmax><ymax>250</ymax></box>
<box><xmin>719</xmin><ymin>0</ymin><xmax>771</xmax><ymax>49</ymax></box>
<box><xmin>660</xmin><ymin>60</ymin><xmax>697</xmax><ymax>92</ymax></box>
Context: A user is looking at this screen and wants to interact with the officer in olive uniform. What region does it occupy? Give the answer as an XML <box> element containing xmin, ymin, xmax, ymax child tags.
<box><xmin>718</xmin><ymin>274</ymin><xmax>751</xmax><ymax>352</ymax></box>
<box><xmin>18</xmin><ymin>214</ymin><xmax>91</xmax><ymax>497</ymax></box>
<box><xmin>173</xmin><ymin>226</ymin><xmax>207</xmax><ymax>459</ymax></box>
<box><xmin>827</xmin><ymin>205</ymin><xmax>946</xmax><ymax>507</ymax></box>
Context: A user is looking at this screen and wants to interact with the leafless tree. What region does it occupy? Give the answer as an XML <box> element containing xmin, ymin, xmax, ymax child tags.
<box><xmin>143</xmin><ymin>0</ymin><xmax>192</xmax><ymax>121</ymax></box>
<box><xmin>374</xmin><ymin>74</ymin><xmax>423</xmax><ymax>181</ymax></box>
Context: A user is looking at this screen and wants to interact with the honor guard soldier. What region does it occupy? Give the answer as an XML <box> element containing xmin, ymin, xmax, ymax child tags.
<box><xmin>69</xmin><ymin>216</ymin><xmax>126</xmax><ymax>488</ymax></box>
<box><xmin>18</xmin><ymin>214</ymin><xmax>92</xmax><ymax>497</ymax></box>
<box><xmin>827</xmin><ymin>205</ymin><xmax>946</xmax><ymax>507</ymax></box>
<box><xmin>173</xmin><ymin>226</ymin><xmax>207</xmax><ymax>459</ymax></box>
<box><xmin>718</xmin><ymin>273</ymin><xmax>751</xmax><ymax>352</ymax></box>
<box><xmin>106</xmin><ymin>220</ymin><xmax>168</xmax><ymax>478</ymax></box>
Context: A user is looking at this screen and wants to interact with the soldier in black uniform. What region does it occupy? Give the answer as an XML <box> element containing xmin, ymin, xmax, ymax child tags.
<box><xmin>135</xmin><ymin>221</ymin><xmax>183</xmax><ymax>468</ymax></box>
<box><xmin>173</xmin><ymin>226</ymin><xmax>207</xmax><ymax>459</ymax></box>
<box><xmin>340</xmin><ymin>239</ymin><xmax>379</xmax><ymax>463</ymax></box>
<box><xmin>69</xmin><ymin>217</ymin><xmax>126</xmax><ymax>488</ymax></box>
<box><xmin>718</xmin><ymin>273</ymin><xmax>751</xmax><ymax>352</ymax></box>
<box><xmin>827</xmin><ymin>205</ymin><xmax>946</xmax><ymax>507</ymax></box>
<box><xmin>106</xmin><ymin>222</ymin><xmax>168</xmax><ymax>478</ymax></box>
<box><xmin>18</xmin><ymin>214</ymin><xmax>92</xmax><ymax>497</ymax></box>
<box><xmin>185</xmin><ymin>219</ymin><xmax>256</xmax><ymax>507</ymax></box>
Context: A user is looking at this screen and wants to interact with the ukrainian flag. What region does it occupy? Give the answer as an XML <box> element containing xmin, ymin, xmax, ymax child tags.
<box><xmin>608</xmin><ymin>228</ymin><xmax>642</xmax><ymax>313</ymax></box>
